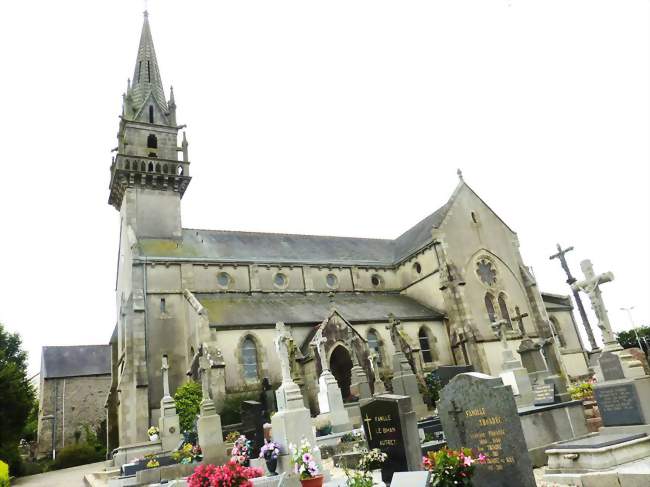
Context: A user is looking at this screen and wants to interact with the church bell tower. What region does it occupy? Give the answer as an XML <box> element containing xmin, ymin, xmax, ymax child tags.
<box><xmin>108</xmin><ymin>11</ymin><xmax>190</xmax><ymax>239</ymax></box>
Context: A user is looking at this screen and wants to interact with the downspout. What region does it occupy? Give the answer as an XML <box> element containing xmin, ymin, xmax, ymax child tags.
<box><xmin>62</xmin><ymin>379</ymin><xmax>66</xmax><ymax>448</ymax></box>
<box><xmin>143</xmin><ymin>256</ymin><xmax>150</xmax><ymax>426</ymax></box>
<box><xmin>52</xmin><ymin>380</ymin><xmax>58</xmax><ymax>459</ymax></box>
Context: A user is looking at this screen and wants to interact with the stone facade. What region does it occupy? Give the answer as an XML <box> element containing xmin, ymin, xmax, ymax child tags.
<box><xmin>36</xmin><ymin>345</ymin><xmax>111</xmax><ymax>459</ymax></box>
<box><xmin>102</xmin><ymin>13</ymin><xmax>590</xmax><ymax>448</ymax></box>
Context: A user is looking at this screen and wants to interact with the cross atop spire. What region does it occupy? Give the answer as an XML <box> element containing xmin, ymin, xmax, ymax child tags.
<box><xmin>129</xmin><ymin>10</ymin><xmax>167</xmax><ymax>114</ymax></box>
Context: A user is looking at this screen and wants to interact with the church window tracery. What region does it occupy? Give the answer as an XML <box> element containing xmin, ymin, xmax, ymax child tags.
<box><xmin>419</xmin><ymin>327</ymin><xmax>434</xmax><ymax>363</ymax></box>
<box><xmin>326</xmin><ymin>273</ymin><xmax>338</xmax><ymax>289</ymax></box>
<box><xmin>498</xmin><ymin>293</ymin><xmax>512</xmax><ymax>329</ymax></box>
<box><xmin>273</xmin><ymin>272</ymin><xmax>288</xmax><ymax>289</ymax></box>
<box><xmin>217</xmin><ymin>272</ymin><xmax>231</xmax><ymax>289</ymax></box>
<box><xmin>485</xmin><ymin>292</ymin><xmax>497</xmax><ymax>323</ymax></box>
<box><xmin>147</xmin><ymin>134</ymin><xmax>158</xmax><ymax>149</ymax></box>
<box><xmin>476</xmin><ymin>258</ymin><xmax>497</xmax><ymax>286</ymax></box>
<box><xmin>241</xmin><ymin>337</ymin><xmax>259</xmax><ymax>380</ymax></box>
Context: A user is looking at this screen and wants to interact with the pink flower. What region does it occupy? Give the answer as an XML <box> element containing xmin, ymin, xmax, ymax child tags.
<box><xmin>463</xmin><ymin>456</ymin><xmax>474</xmax><ymax>467</ymax></box>
<box><xmin>478</xmin><ymin>453</ymin><xmax>487</xmax><ymax>463</ymax></box>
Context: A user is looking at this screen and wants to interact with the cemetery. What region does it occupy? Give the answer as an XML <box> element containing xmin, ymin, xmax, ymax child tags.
<box><xmin>5</xmin><ymin>6</ymin><xmax>646</xmax><ymax>487</ymax></box>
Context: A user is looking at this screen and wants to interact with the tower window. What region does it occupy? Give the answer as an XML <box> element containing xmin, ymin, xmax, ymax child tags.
<box><xmin>138</xmin><ymin>61</ymin><xmax>142</xmax><ymax>82</ymax></box>
<box><xmin>160</xmin><ymin>298</ymin><xmax>166</xmax><ymax>313</ymax></box>
<box><xmin>149</xmin><ymin>105</ymin><xmax>154</xmax><ymax>124</ymax></box>
<box><xmin>147</xmin><ymin>134</ymin><xmax>158</xmax><ymax>149</ymax></box>
<box><xmin>147</xmin><ymin>61</ymin><xmax>151</xmax><ymax>82</ymax></box>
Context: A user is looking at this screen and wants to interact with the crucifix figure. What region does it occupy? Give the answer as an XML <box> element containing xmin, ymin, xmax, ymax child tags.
<box><xmin>386</xmin><ymin>314</ymin><xmax>403</xmax><ymax>353</ymax></box>
<box><xmin>161</xmin><ymin>354</ymin><xmax>171</xmax><ymax>398</ymax></box>
<box><xmin>511</xmin><ymin>306</ymin><xmax>529</xmax><ymax>337</ymax></box>
<box><xmin>275</xmin><ymin>322</ymin><xmax>294</xmax><ymax>384</ymax></box>
<box><xmin>198</xmin><ymin>344</ymin><xmax>213</xmax><ymax>401</ymax></box>
<box><xmin>490</xmin><ymin>319</ymin><xmax>509</xmax><ymax>350</ymax></box>
<box><xmin>345</xmin><ymin>329</ymin><xmax>361</xmax><ymax>367</ymax></box>
<box><xmin>311</xmin><ymin>327</ymin><xmax>329</xmax><ymax>373</ymax></box>
<box><xmin>572</xmin><ymin>259</ymin><xmax>618</xmax><ymax>350</ymax></box>
<box><xmin>550</xmin><ymin>244</ymin><xmax>597</xmax><ymax>350</ymax></box>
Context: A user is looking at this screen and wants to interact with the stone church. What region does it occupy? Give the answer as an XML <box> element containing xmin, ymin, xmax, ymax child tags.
<box><xmin>104</xmin><ymin>12</ymin><xmax>589</xmax><ymax>449</ymax></box>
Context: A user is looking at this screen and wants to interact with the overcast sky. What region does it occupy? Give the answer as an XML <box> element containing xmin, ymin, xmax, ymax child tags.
<box><xmin>0</xmin><ymin>0</ymin><xmax>647</xmax><ymax>376</ymax></box>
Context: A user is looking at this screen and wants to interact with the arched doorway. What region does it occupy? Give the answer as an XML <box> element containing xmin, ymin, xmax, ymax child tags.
<box><xmin>330</xmin><ymin>345</ymin><xmax>353</xmax><ymax>400</ymax></box>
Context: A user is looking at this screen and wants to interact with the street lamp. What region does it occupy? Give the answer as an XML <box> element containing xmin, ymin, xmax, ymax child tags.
<box><xmin>620</xmin><ymin>306</ymin><xmax>643</xmax><ymax>351</ymax></box>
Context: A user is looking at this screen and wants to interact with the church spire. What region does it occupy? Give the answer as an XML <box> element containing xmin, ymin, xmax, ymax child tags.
<box><xmin>128</xmin><ymin>10</ymin><xmax>168</xmax><ymax>116</ymax></box>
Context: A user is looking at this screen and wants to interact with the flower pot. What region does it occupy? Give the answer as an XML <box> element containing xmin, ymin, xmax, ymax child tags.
<box><xmin>149</xmin><ymin>434</ymin><xmax>159</xmax><ymax>441</ymax></box>
<box><xmin>371</xmin><ymin>469</ymin><xmax>385</xmax><ymax>486</ymax></box>
<box><xmin>300</xmin><ymin>475</ymin><xmax>324</xmax><ymax>487</ymax></box>
<box><xmin>265</xmin><ymin>457</ymin><xmax>278</xmax><ymax>476</ymax></box>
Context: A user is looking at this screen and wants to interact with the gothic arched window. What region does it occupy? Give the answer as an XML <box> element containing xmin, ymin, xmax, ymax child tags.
<box><xmin>419</xmin><ymin>327</ymin><xmax>433</xmax><ymax>363</ymax></box>
<box><xmin>549</xmin><ymin>317</ymin><xmax>566</xmax><ymax>348</ymax></box>
<box><xmin>149</xmin><ymin>105</ymin><xmax>154</xmax><ymax>124</ymax></box>
<box><xmin>485</xmin><ymin>293</ymin><xmax>497</xmax><ymax>323</ymax></box>
<box><xmin>242</xmin><ymin>337</ymin><xmax>259</xmax><ymax>380</ymax></box>
<box><xmin>498</xmin><ymin>294</ymin><xmax>512</xmax><ymax>329</ymax></box>
<box><xmin>367</xmin><ymin>329</ymin><xmax>382</xmax><ymax>366</ymax></box>
<box><xmin>147</xmin><ymin>134</ymin><xmax>158</xmax><ymax>149</ymax></box>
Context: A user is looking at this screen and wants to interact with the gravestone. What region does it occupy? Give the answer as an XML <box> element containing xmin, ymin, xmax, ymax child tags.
<box><xmin>436</xmin><ymin>365</ymin><xmax>473</xmax><ymax>388</ymax></box>
<box><xmin>533</xmin><ymin>383</ymin><xmax>556</xmax><ymax>406</ymax></box>
<box><xmin>594</xmin><ymin>383</ymin><xmax>645</xmax><ymax>427</ymax></box>
<box><xmin>438</xmin><ymin>372</ymin><xmax>536</xmax><ymax>487</ymax></box>
<box><xmin>240</xmin><ymin>400</ymin><xmax>265</xmax><ymax>457</ymax></box>
<box><xmin>599</xmin><ymin>352</ymin><xmax>625</xmax><ymax>381</ymax></box>
<box><xmin>360</xmin><ymin>394</ymin><xmax>421</xmax><ymax>484</ymax></box>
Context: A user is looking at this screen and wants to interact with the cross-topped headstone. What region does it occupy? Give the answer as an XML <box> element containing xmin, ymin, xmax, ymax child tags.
<box><xmin>198</xmin><ymin>345</ymin><xmax>213</xmax><ymax>401</ymax></box>
<box><xmin>550</xmin><ymin>244</ymin><xmax>597</xmax><ymax>350</ymax></box>
<box><xmin>311</xmin><ymin>327</ymin><xmax>329</xmax><ymax>373</ymax></box>
<box><xmin>386</xmin><ymin>314</ymin><xmax>403</xmax><ymax>353</ymax></box>
<box><xmin>491</xmin><ymin>319</ymin><xmax>509</xmax><ymax>349</ymax></box>
<box><xmin>161</xmin><ymin>354</ymin><xmax>171</xmax><ymax>398</ymax></box>
<box><xmin>571</xmin><ymin>259</ymin><xmax>619</xmax><ymax>350</ymax></box>
<box><xmin>274</xmin><ymin>321</ymin><xmax>294</xmax><ymax>383</ymax></box>
<box><xmin>511</xmin><ymin>306</ymin><xmax>529</xmax><ymax>337</ymax></box>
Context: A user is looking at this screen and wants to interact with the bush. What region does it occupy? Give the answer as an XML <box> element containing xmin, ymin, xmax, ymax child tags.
<box><xmin>425</xmin><ymin>371</ymin><xmax>442</xmax><ymax>407</ymax></box>
<box><xmin>0</xmin><ymin>444</ymin><xmax>23</xmax><ymax>477</ymax></box>
<box><xmin>51</xmin><ymin>444</ymin><xmax>104</xmax><ymax>470</ymax></box>
<box><xmin>568</xmin><ymin>381</ymin><xmax>594</xmax><ymax>400</ymax></box>
<box><xmin>0</xmin><ymin>460</ymin><xmax>9</xmax><ymax>487</ymax></box>
<box><xmin>174</xmin><ymin>381</ymin><xmax>202</xmax><ymax>433</ymax></box>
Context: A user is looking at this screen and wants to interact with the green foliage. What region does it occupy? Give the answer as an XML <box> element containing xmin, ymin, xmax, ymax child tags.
<box><xmin>0</xmin><ymin>460</ymin><xmax>9</xmax><ymax>487</ymax></box>
<box><xmin>81</xmin><ymin>423</ymin><xmax>106</xmax><ymax>459</ymax></box>
<box><xmin>174</xmin><ymin>381</ymin><xmax>202</xmax><ymax>433</ymax></box>
<box><xmin>616</xmin><ymin>326</ymin><xmax>650</xmax><ymax>350</ymax></box>
<box><xmin>345</xmin><ymin>469</ymin><xmax>373</xmax><ymax>487</ymax></box>
<box><xmin>220</xmin><ymin>392</ymin><xmax>258</xmax><ymax>426</ymax></box>
<box><xmin>568</xmin><ymin>381</ymin><xmax>594</xmax><ymax>400</ymax></box>
<box><xmin>21</xmin><ymin>398</ymin><xmax>38</xmax><ymax>443</ymax></box>
<box><xmin>425</xmin><ymin>371</ymin><xmax>443</xmax><ymax>407</ymax></box>
<box><xmin>51</xmin><ymin>444</ymin><xmax>104</xmax><ymax>470</ymax></box>
<box><xmin>0</xmin><ymin>324</ymin><xmax>35</xmax><ymax>476</ymax></box>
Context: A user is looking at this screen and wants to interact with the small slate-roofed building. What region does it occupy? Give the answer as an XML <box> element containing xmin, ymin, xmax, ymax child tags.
<box><xmin>36</xmin><ymin>345</ymin><xmax>111</xmax><ymax>459</ymax></box>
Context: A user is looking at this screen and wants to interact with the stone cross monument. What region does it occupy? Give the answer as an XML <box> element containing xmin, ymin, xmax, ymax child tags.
<box><xmin>571</xmin><ymin>259</ymin><xmax>619</xmax><ymax>351</ymax></box>
<box><xmin>196</xmin><ymin>344</ymin><xmax>227</xmax><ymax>464</ymax></box>
<box><xmin>346</xmin><ymin>330</ymin><xmax>371</xmax><ymax>400</ymax></box>
<box><xmin>311</xmin><ymin>327</ymin><xmax>352</xmax><ymax>432</ymax></box>
<box><xmin>158</xmin><ymin>354</ymin><xmax>181</xmax><ymax>452</ymax></box>
<box><xmin>550</xmin><ymin>244</ymin><xmax>598</xmax><ymax>350</ymax></box>
<box><xmin>511</xmin><ymin>307</ymin><xmax>529</xmax><ymax>337</ymax></box>
<box><xmin>368</xmin><ymin>353</ymin><xmax>386</xmax><ymax>395</ymax></box>
<box><xmin>491</xmin><ymin>320</ymin><xmax>533</xmax><ymax>406</ymax></box>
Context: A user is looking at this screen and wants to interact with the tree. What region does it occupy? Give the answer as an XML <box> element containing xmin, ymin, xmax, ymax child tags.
<box><xmin>0</xmin><ymin>323</ymin><xmax>35</xmax><ymax>474</ymax></box>
<box><xmin>174</xmin><ymin>381</ymin><xmax>202</xmax><ymax>433</ymax></box>
<box><xmin>616</xmin><ymin>325</ymin><xmax>650</xmax><ymax>351</ymax></box>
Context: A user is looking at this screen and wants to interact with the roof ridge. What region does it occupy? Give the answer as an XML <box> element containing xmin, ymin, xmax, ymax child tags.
<box><xmin>181</xmin><ymin>227</ymin><xmax>395</xmax><ymax>243</ymax></box>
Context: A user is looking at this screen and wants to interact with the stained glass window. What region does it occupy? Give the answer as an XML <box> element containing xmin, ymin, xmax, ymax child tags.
<box><xmin>498</xmin><ymin>294</ymin><xmax>512</xmax><ymax>329</ymax></box>
<box><xmin>485</xmin><ymin>293</ymin><xmax>497</xmax><ymax>323</ymax></box>
<box><xmin>477</xmin><ymin>259</ymin><xmax>497</xmax><ymax>286</ymax></box>
<box><xmin>242</xmin><ymin>338</ymin><xmax>258</xmax><ymax>380</ymax></box>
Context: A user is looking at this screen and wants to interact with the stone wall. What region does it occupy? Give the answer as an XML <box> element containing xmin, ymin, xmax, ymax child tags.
<box><xmin>37</xmin><ymin>375</ymin><xmax>111</xmax><ymax>458</ymax></box>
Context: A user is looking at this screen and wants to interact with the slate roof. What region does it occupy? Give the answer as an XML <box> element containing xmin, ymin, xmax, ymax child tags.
<box><xmin>41</xmin><ymin>345</ymin><xmax>112</xmax><ymax>379</ymax></box>
<box><xmin>196</xmin><ymin>292</ymin><xmax>444</xmax><ymax>327</ymax></box>
<box><xmin>138</xmin><ymin>202</ymin><xmax>451</xmax><ymax>266</ymax></box>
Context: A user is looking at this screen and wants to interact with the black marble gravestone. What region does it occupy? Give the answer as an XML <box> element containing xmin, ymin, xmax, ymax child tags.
<box><xmin>599</xmin><ymin>352</ymin><xmax>625</xmax><ymax>381</ymax></box>
<box><xmin>360</xmin><ymin>394</ymin><xmax>421</xmax><ymax>484</ymax></box>
<box><xmin>240</xmin><ymin>400</ymin><xmax>265</xmax><ymax>457</ymax></box>
<box><xmin>533</xmin><ymin>383</ymin><xmax>556</xmax><ymax>406</ymax></box>
<box><xmin>438</xmin><ymin>372</ymin><xmax>536</xmax><ymax>487</ymax></box>
<box><xmin>594</xmin><ymin>383</ymin><xmax>645</xmax><ymax>426</ymax></box>
<box><xmin>437</xmin><ymin>365</ymin><xmax>474</xmax><ymax>388</ymax></box>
